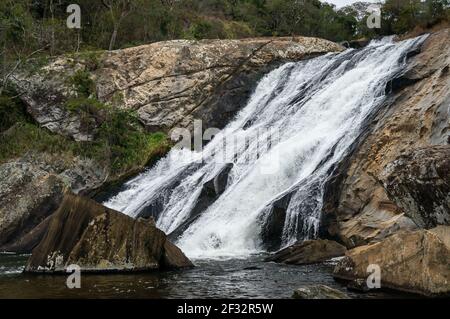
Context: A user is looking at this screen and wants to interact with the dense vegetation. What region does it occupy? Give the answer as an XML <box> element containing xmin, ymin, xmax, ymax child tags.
<box><xmin>0</xmin><ymin>88</ymin><xmax>170</xmax><ymax>176</ymax></box>
<box><xmin>1</xmin><ymin>1</ymin><xmax>449</xmax><ymax>55</ymax></box>
<box><xmin>0</xmin><ymin>0</ymin><xmax>448</xmax><ymax>177</ymax></box>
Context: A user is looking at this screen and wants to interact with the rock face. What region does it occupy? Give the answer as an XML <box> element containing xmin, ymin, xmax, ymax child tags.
<box><xmin>293</xmin><ymin>285</ymin><xmax>350</xmax><ymax>299</ymax></box>
<box><xmin>265</xmin><ymin>240</ymin><xmax>347</xmax><ymax>265</ymax></box>
<box><xmin>333</xmin><ymin>227</ymin><xmax>450</xmax><ymax>296</ymax></box>
<box><xmin>25</xmin><ymin>193</ymin><xmax>193</xmax><ymax>272</ymax></box>
<box><xmin>381</xmin><ymin>146</ymin><xmax>450</xmax><ymax>228</ymax></box>
<box><xmin>0</xmin><ymin>158</ymin><xmax>65</xmax><ymax>251</ymax></box>
<box><xmin>2</xmin><ymin>37</ymin><xmax>342</xmax><ymax>254</ymax></box>
<box><xmin>13</xmin><ymin>58</ymin><xmax>100</xmax><ymax>142</ymax></box>
<box><xmin>0</xmin><ymin>153</ymin><xmax>107</xmax><ymax>253</ymax></box>
<box><xmin>321</xmin><ymin>29</ymin><xmax>450</xmax><ymax>247</ymax></box>
<box><xmin>13</xmin><ymin>37</ymin><xmax>343</xmax><ymax>140</ymax></box>
<box><xmin>96</xmin><ymin>37</ymin><xmax>342</xmax><ymax>132</ymax></box>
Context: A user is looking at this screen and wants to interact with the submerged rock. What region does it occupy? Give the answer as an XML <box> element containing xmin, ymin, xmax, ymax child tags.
<box><xmin>25</xmin><ymin>193</ymin><xmax>193</xmax><ymax>273</ymax></box>
<box><xmin>265</xmin><ymin>239</ymin><xmax>347</xmax><ymax>265</ymax></box>
<box><xmin>333</xmin><ymin>226</ymin><xmax>450</xmax><ymax>296</ymax></box>
<box><xmin>293</xmin><ymin>285</ymin><xmax>350</xmax><ymax>299</ymax></box>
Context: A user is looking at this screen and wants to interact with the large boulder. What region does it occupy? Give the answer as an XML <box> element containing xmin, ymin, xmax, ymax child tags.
<box><xmin>381</xmin><ymin>146</ymin><xmax>450</xmax><ymax>228</ymax></box>
<box><xmin>25</xmin><ymin>193</ymin><xmax>193</xmax><ymax>273</ymax></box>
<box><xmin>265</xmin><ymin>239</ymin><xmax>347</xmax><ymax>265</ymax></box>
<box><xmin>333</xmin><ymin>227</ymin><xmax>450</xmax><ymax>296</ymax></box>
<box><xmin>321</xmin><ymin>29</ymin><xmax>450</xmax><ymax>245</ymax></box>
<box><xmin>12</xmin><ymin>37</ymin><xmax>343</xmax><ymax>140</ymax></box>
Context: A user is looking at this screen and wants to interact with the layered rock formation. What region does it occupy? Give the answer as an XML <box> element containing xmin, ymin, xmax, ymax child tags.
<box><xmin>1</xmin><ymin>37</ymin><xmax>342</xmax><ymax>254</ymax></box>
<box><xmin>96</xmin><ymin>38</ymin><xmax>343</xmax><ymax>132</ymax></box>
<box><xmin>0</xmin><ymin>153</ymin><xmax>107</xmax><ymax>253</ymax></box>
<box><xmin>265</xmin><ymin>240</ymin><xmax>346</xmax><ymax>265</ymax></box>
<box><xmin>26</xmin><ymin>193</ymin><xmax>193</xmax><ymax>273</ymax></box>
<box><xmin>13</xmin><ymin>37</ymin><xmax>343</xmax><ymax>140</ymax></box>
<box><xmin>333</xmin><ymin>227</ymin><xmax>450</xmax><ymax>296</ymax></box>
<box><xmin>321</xmin><ymin>29</ymin><xmax>450</xmax><ymax>247</ymax></box>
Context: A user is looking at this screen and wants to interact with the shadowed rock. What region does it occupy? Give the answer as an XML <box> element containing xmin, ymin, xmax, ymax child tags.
<box><xmin>25</xmin><ymin>193</ymin><xmax>193</xmax><ymax>273</ymax></box>
<box><xmin>265</xmin><ymin>239</ymin><xmax>347</xmax><ymax>265</ymax></box>
<box><xmin>260</xmin><ymin>192</ymin><xmax>293</xmax><ymax>251</ymax></box>
<box><xmin>321</xmin><ymin>29</ymin><xmax>450</xmax><ymax>245</ymax></box>
<box><xmin>381</xmin><ymin>145</ymin><xmax>450</xmax><ymax>228</ymax></box>
<box><xmin>168</xmin><ymin>164</ymin><xmax>233</xmax><ymax>241</ymax></box>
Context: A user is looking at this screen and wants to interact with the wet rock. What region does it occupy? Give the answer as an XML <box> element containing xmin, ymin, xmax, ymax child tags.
<box><xmin>347</xmin><ymin>278</ymin><xmax>372</xmax><ymax>293</ymax></box>
<box><xmin>0</xmin><ymin>160</ymin><xmax>65</xmax><ymax>250</ymax></box>
<box><xmin>13</xmin><ymin>38</ymin><xmax>343</xmax><ymax>139</ymax></box>
<box><xmin>381</xmin><ymin>146</ymin><xmax>450</xmax><ymax>228</ymax></box>
<box><xmin>341</xmin><ymin>38</ymin><xmax>370</xmax><ymax>49</ymax></box>
<box><xmin>25</xmin><ymin>193</ymin><xmax>193</xmax><ymax>273</ymax></box>
<box><xmin>260</xmin><ymin>192</ymin><xmax>293</xmax><ymax>251</ymax></box>
<box><xmin>168</xmin><ymin>164</ymin><xmax>233</xmax><ymax>240</ymax></box>
<box><xmin>265</xmin><ymin>239</ymin><xmax>347</xmax><ymax>265</ymax></box>
<box><xmin>293</xmin><ymin>285</ymin><xmax>350</xmax><ymax>299</ymax></box>
<box><xmin>333</xmin><ymin>227</ymin><xmax>450</xmax><ymax>296</ymax></box>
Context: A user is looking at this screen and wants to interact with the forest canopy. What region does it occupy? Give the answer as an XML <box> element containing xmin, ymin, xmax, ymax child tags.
<box><xmin>0</xmin><ymin>0</ymin><xmax>449</xmax><ymax>64</ymax></box>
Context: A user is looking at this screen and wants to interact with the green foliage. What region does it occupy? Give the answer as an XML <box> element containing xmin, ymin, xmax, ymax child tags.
<box><xmin>0</xmin><ymin>122</ymin><xmax>76</xmax><ymax>164</ymax></box>
<box><xmin>69</xmin><ymin>51</ymin><xmax>104</xmax><ymax>71</ymax></box>
<box><xmin>1</xmin><ymin>0</ymin><xmax>449</xmax><ymax>60</ymax></box>
<box><xmin>65</xmin><ymin>97</ymin><xmax>106</xmax><ymax>113</ymax></box>
<box><xmin>0</xmin><ymin>93</ymin><xmax>170</xmax><ymax>176</ymax></box>
<box><xmin>0</xmin><ymin>92</ymin><xmax>28</xmax><ymax>132</ymax></box>
<box><xmin>98</xmin><ymin>110</ymin><xmax>170</xmax><ymax>173</ymax></box>
<box><xmin>67</xmin><ymin>70</ymin><xmax>96</xmax><ymax>97</ymax></box>
<box><xmin>381</xmin><ymin>0</ymin><xmax>450</xmax><ymax>35</ymax></box>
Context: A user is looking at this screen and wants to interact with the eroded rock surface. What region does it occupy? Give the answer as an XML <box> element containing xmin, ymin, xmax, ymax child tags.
<box><xmin>333</xmin><ymin>227</ymin><xmax>450</xmax><ymax>296</ymax></box>
<box><xmin>322</xmin><ymin>29</ymin><xmax>450</xmax><ymax>247</ymax></box>
<box><xmin>25</xmin><ymin>193</ymin><xmax>193</xmax><ymax>273</ymax></box>
<box><xmin>13</xmin><ymin>37</ymin><xmax>342</xmax><ymax>140</ymax></box>
<box><xmin>265</xmin><ymin>239</ymin><xmax>347</xmax><ymax>265</ymax></box>
<box><xmin>381</xmin><ymin>145</ymin><xmax>450</xmax><ymax>228</ymax></box>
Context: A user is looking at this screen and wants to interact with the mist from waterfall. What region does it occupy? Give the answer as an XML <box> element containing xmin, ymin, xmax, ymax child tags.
<box><xmin>104</xmin><ymin>35</ymin><xmax>426</xmax><ymax>259</ymax></box>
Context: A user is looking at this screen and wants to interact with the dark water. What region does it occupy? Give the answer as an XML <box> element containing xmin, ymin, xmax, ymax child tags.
<box><xmin>0</xmin><ymin>253</ymin><xmax>406</xmax><ymax>299</ymax></box>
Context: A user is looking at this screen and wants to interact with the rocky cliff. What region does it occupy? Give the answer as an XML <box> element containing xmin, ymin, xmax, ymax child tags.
<box><xmin>265</xmin><ymin>29</ymin><xmax>450</xmax><ymax>297</ymax></box>
<box><xmin>1</xmin><ymin>37</ymin><xmax>342</xmax><ymax>253</ymax></box>
<box><xmin>13</xmin><ymin>37</ymin><xmax>343</xmax><ymax>140</ymax></box>
<box><xmin>321</xmin><ymin>29</ymin><xmax>450</xmax><ymax>247</ymax></box>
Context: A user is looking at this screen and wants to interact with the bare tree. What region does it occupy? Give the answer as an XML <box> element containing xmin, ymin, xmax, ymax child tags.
<box><xmin>0</xmin><ymin>46</ymin><xmax>48</xmax><ymax>96</ymax></box>
<box><xmin>102</xmin><ymin>0</ymin><xmax>137</xmax><ymax>51</ymax></box>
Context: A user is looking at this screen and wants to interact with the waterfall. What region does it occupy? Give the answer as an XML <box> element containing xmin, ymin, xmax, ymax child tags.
<box><xmin>104</xmin><ymin>36</ymin><xmax>427</xmax><ymax>259</ymax></box>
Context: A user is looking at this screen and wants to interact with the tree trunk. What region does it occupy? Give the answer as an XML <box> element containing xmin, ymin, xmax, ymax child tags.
<box><xmin>50</xmin><ymin>0</ymin><xmax>55</xmax><ymax>56</ymax></box>
<box><xmin>109</xmin><ymin>26</ymin><xmax>118</xmax><ymax>51</ymax></box>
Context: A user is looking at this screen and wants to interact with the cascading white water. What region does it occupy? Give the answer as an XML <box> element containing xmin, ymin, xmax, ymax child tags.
<box><xmin>104</xmin><ymin>36</ymin><xmax>427</xmax><ymax>259</ymax></box>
